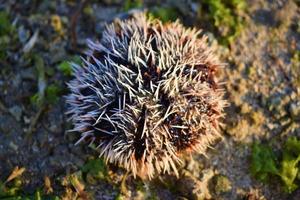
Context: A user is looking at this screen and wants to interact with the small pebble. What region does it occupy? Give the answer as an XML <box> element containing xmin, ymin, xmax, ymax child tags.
<box><xmin>289</xmin><ymin>101</ymin><xmax>300</xmax><ymax>120</ymax></box>
<box><xmin>9</xmin><ymin>105</ymin><xmax>22</xmax><ymax>121</ymax></box>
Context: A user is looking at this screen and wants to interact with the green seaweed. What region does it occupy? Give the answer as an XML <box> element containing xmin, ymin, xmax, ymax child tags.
<box><xmin>57</xmin><ymin>61</ymin><xmax>72</xmax><ymax>77</ymax></box>
<box><xmin>45</xmin><ymin>84</ymin><xmax>62</xmax><ymax>104</ymax></box>
<box><xmin>278</xmin><ymin>137</ymin><xmax>300</xmax><ymax>192</ymax></box>
<box><xmin>57</xmin><ymin>56</ymin><xmax>81</xmax><ymax>77</ymax></box>
<box><xmin>0</xmin><ymin>11</ymin><xmax>12</xmax><ymax>36</ymax></box>
<box><xmin>0</xmin><ymin>11</ymin><xmax>16</xmax><ymax>60</ymax></box>
<box><xmin>115</xmin><ymin>193</ymin><xmax>125</xmax><ymax>200</ymax></box>
<box><xmin>81</xmin><ymin>158</ymin><xmax>108</xmax><ymax>181</ymax></box>
<box><xmin>30</xmin><ymin>55</ymin><xmax>47</xmax><ymax>107</ymax></box>
<box><xmin>250</xmin><ymin>142</ymin><xmax>278</xmax><ymax>182</ymax></box>
<box><xmin>199</xmin><ymin>0</ymin><xmax>246</xmax><ymax>45</ymax></box>
<box><xmin>31</xmin><ymin>55</ymin><xmax>65</xmax><ymax>106</ymax></box>
<box><xmin>123</xmin><ymin>0</ymin><xmax>143</xmax><ymax>11</ymax></box>
<box><xmin>291</xmin><ymin>51</ymin><xmax>300</xmax><ymax>87</ymax></box>
<box><xmin>250</xmin><ymin>137</ymin><xmax>300</xmax><ymax>193</ymax></box>
<box><xmin>148</xmin><ymin>7</ymin><xmax>179</xmax><ymax>23</ymax></box>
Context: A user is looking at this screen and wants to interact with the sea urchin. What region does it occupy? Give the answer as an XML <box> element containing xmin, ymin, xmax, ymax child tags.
<box><xmin>66</xmin><ymin>13</ymin><xmax>226</xmax><ymax>179</ymax></box>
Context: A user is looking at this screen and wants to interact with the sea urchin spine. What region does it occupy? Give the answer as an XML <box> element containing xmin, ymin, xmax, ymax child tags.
<box><xmin>66</xmin><ymin>13</ymin><xmax>226</xmax><ymax>179</ymax></box>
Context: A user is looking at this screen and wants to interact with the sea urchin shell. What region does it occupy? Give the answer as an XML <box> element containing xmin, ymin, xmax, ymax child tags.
<box><xmin>66</xmin><ymin>13</ymin><xmax>226</xmax><ymax>179</ymax></box>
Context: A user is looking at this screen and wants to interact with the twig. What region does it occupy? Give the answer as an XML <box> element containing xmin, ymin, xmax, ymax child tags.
<box><xmin>25</xmin><ymin>105</ymin><xmax>46</xmax><ymax>139</ymax></box>
<box><xmin>22</xmin><ymin>29</ymin><xmax>39</xmax><ymax>53</ymax></box>
<box><xmin>70</xmin><ymin>0</ymin><xmax>89</xmax><ymax>49</ymax></box>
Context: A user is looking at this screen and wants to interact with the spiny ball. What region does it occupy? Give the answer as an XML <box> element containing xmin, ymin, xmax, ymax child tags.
<box><xmin>66</xmin><ymin>13</ymin><xmax>226</xmax><ymax>179</ymax></box>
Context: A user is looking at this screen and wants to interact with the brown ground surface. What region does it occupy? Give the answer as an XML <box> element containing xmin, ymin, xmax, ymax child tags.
<box><xmin>0</xmin><ymin>0</ymin><xmax>299</xmax><ymax>199</ymax></box>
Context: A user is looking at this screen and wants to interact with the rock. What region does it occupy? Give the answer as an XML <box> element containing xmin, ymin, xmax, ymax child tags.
<box><xmin>210</xmin><ymin>174</ymin><xmax>232</xmax><ymax>196</ymax></box>
<box><xmin>185</xmin><ymin>156</ymin><xmax>204</xmax><ymax>177</ymax></box>
<box><xmin>48</xmin><ymin>44</ymin><xmax>67</xmax><ymax>64</ymax></box>
<box><xmin>37</xmin><ymin>129</ymin><xmax>49</xmax><ymax>147</ymax></box>
<box><xmin>9</xmin><ymin>105</ymin><xmax>23</xmax><ymax>121</ymax></box>
<box><xmin>94</xmin><ymin>6</ymin><xmax>118</xmax><ymax>22</ymax></box>
<box><xmin>177</xmin><ymin>174</ymin><xmax>201</xmax><ymax>200</ymax></box>
<box><xmin>289</xmin><ymin>101</ymin><xmax>300</xmax><ymax>120</ymax></box>
<box><xmin>268</xmin><ymin>96</ymin><xmax>281</xmax><ymax>112</ymax></box>
<box><xmin>177</xmin><ymin>197</ymin><xmax>189</xmax><ymax>200</ymax></box>
<box><xmin>177</xmin><ymin>169</ymin><xmax>214</xmax><ymax>200</ymax></box>
<box><xmin>18</xmin><ymin>26</ymin><xmax>30</xmax><ymax>44</ymax></box>
<box><xmin>21</xmin><ymin>67</ymin><xmax>36</xmax><ymax>80</ymax></box>
<box><xmin>9</xmin><ymin>141</ymin><xmax>18</xmax><ymax>152</ymax></box>
<box><xmin>12</xmin><ymin>74</ymin><xmax>21</xmax><ymax>88</ymax></box>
